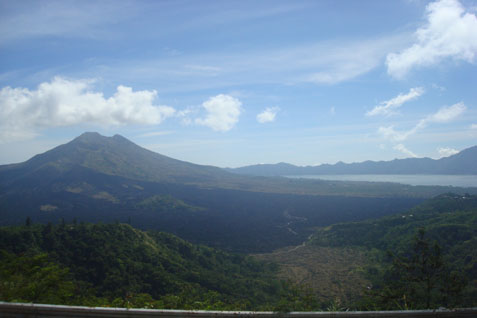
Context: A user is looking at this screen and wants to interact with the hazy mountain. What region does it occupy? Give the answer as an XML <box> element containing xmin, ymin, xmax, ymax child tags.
<box><xmin>228</xmin><ymin>146</ymin><xmax>477</xmax><ymax>176</ymax></box>
<box><xmin>0</xmin><ymin>132</ymin><xmax>235</xmax><ymax>186</ymax></box>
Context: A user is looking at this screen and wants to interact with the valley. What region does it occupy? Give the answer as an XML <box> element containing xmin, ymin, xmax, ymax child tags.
<box><xmin>0</xmin><ymin>132</ymin><xmax>443</xmax><ymax>252</ymax></box>
<box><xmin>1</xmin><ymin>133</ymin><xmax>476</xmax><ymax>310</ymax></box>
<box><xmin>255</xmin><ymin>193</ymin><xmax>477</xmax><ymax>309</ymax></box>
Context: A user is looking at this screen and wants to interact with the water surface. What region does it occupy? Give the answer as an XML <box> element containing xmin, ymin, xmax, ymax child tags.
<box><xmin>287</xmin><ymin>174</ymin><xmax>477</xmax><ymax>187</ymax></box>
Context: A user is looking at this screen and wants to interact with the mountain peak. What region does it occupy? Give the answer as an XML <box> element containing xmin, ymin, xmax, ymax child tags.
<box><xmin>72</xmin><ymin>132</ymin><xmax>133</xmax><ymax>147</ymax></box>
<box><xmin>112</xmin><ymin>134</ymin><xmax>132</xmax><ymax>143</ymax></box>
<box><xmin>14</xmin><ymin>132</ymin><xmax>231</xmax><ymax>184</ymax></box>
<box><xmin>76</xmin><ymin>131</ymin><xmax>103</xmax><ymax>140</ymax></box>
<box><xmin>74</xmin><ymin>132</ymin><xmax>132</xmax><ymax>142</ymax></box>
<box><xmin>71</xmin><ymin>132</ymin><xmax>112</xmax><ymax>146</ymax></box>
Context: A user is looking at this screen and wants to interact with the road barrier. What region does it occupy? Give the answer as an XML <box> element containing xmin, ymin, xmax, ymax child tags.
<box><xmin>1</xmin><ymin>302</ymin><xmax>476</xmax><ymax>318</ymax></box>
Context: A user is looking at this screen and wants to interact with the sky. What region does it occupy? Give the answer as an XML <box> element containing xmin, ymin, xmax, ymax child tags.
<box><xmin>1</xmin><ymin>0</ymin><xmax>477</xmax><ymax>168</ymax></box>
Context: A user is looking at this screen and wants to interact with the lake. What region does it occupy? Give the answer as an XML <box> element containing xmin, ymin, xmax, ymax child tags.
<box><xmin>287</xmin><ymin>174</ymin><xmax>477</xmax><ymax>187</ymax></box>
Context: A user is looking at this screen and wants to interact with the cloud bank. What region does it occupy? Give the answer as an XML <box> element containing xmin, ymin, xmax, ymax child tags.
<box><xmin>386</xmin><ymin>0</ymin><xmax>477</xmax><ymax>78</ymax></box>
<box><xmin>195</xmin><ymin>94</ymin><xmax>242</xmax><ymax>132</ymax></box>
<box><xmin>0</xmin><ymin>77</ymin><xmax>175</xmax><ymax>142</ymax></box>
<box><xmin>366</xmin><ymin>87</ymin><xmax>424</xmax><ymax>117</ymax></box>
<box><xmin>257</xmin><ymin>107</ymin><xmax>279</xmax><ymax>123</ymax></box>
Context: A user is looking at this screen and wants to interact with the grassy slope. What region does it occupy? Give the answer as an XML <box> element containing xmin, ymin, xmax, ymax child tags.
<box><xmin>254</xmin><ymin>245</ymin><xmax>370</xmax><ymax>305</ymax></box>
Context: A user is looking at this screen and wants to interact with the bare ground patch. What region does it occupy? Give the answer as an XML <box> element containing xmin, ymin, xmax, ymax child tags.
<box><xmin>254</xmin><ymin>244</ymin><xmax>371</xmax><ymax>305</ymax></box>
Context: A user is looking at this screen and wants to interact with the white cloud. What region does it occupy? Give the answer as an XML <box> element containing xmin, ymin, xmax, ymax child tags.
<box><xmin>378</xmin><ymin>126</ymin><xmax>406</xmax><ymax>142</ymax></box>
<box><xmin>437</xmin><ymin>146</ymin><xmax>459</xmax><ymax>157</ymax></box>
<box><xmin>257</xmin><ymin>107</ymin><xmax>280</xmax><ymax>123</ymax></box>
<box><xmin>306</xmin><ymin>37</ymin><xmax>403</xmax><ymax>84</ymax></box>
<box><xmin>471</xmin><ymin>123</ymin><xmax>477</xmax><ymax>129</ymax></box>
<box><xmin>195</xmin><ymin>94</ymin><xmax>242</xmax><ymax>131</ymax></box>
<box><xmin>176</xmin><ymin>107</ymin><xmax>198</xmax><ymax>126</ymax></box>
<box><xmin>386</xmin><ymin>0</ymin><xmax>477</xmax><ymax>78</ymax></box>
<box><xmin>366</xmin><ymin>87</ymin><xmax>424</xmax><ymax>117</ymax></box>
<box><xmin>427</xmin><ymin>102</ymin><xmax>466</xmax><ymax>123</ymax></box>
<box><xmin>393</xmin><ymin>144</ymin><xmax>418</xmax><ymax>158</ymax></box>
<box><xmin>308</xmin><ymin>61</ymin><xmax>377</xmax><ymax>85</ymax></box>
<box><xmin>378</xmin><ymin>102</ymin><xmax>466</xmax><ymax>142</ymax></box>
<box><xmin>0</xmin><ymin>77</ymin><xmax>175</xmax><ymax>143</ymax></box>
<box><xmin>330</xmin><ymin>106</ymin><xmax>336</xmax><ymax>115</ymax></box>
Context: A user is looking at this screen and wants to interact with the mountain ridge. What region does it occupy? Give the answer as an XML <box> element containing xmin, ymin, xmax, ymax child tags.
<box><xmin>227</xmin><ymin>145</ymin><xmax>477</xmax><ymax>176</ymax></box>
<box><xmin>1</xmin><ymin>133</ymin><xmax>475</xmax><ymax>198</ymax></box>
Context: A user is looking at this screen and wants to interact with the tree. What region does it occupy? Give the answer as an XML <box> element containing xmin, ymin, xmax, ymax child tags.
<box><xmin>394</xmin><ymin>228</ymin><xmax>443</xmax><ymax>308</ymax></box>
<box><xmin>373</xmin><ymin>228</ymin><xmax>466</xmax><ymax>309</ymax></box>
<box><xmin>0</xmin><ymin>251</ymin><xmax>76</xmax><ymax>304</ymax></box>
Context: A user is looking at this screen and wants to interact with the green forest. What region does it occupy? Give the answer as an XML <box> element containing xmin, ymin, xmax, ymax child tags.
<box><xmin>0</xmin><ymin>221</ymin><xmax>321</xmax><ymax>310</ymax></box>
<box><xmin>1</xmin><ymin>193</ymin><xmax>476</xmax><ymax>311</ymax></box>
<box><xmin>311</xmin><ymin>193</ymin><xmax>477</xmax><ymax>309</ymax></box>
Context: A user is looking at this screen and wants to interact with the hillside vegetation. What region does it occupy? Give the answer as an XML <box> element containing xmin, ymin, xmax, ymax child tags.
<box><xmin>254</xmin><ymin>245</ymin><xmax>371</xmax><ymax>306</ymax></box>
<box><xmin>0</xmin><ymin>222</ymin><xmax>291</xmax><ymax>310</ymax></box>
<box><xmin>310</xmin><ymin>193</ymin><xmax>477</xmax><ymax>309</ymax></box>
<box><xmin>1</xmin><ymin>195</ymin><xmax>476</xmax><ymax>311</ymax></box>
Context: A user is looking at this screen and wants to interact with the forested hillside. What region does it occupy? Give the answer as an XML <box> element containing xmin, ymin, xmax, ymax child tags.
<box><xmin>0</xmin><ymin>222</ymin><xmax>295</xmax><ymax>310</ymax></box>
<box><xmin>1</xmin><ymin>195</ymin><xmax>476</xmax><ymax>311</ymax></box>
<box><xmin>311</xmin><ymin>193</ymin><xmax>477</xmax><ymax>309</ymax></box>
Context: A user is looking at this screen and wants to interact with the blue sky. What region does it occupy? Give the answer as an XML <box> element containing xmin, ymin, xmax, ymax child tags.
<box><xmin>1</xmin><ymin>0</ymin><xmax>476</xmax><ymax>167</ymax></box>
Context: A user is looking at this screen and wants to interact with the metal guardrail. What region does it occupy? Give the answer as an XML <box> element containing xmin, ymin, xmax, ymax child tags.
<box><xmin>1</xmin><ymin>302</ymin><xmax>476</xmax><ymax>318</ymax></box>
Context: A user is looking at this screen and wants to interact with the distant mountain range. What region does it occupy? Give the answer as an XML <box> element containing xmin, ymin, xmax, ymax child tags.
<box><xmin>227</xmin><ymin>146</ymin><xmax>477</xmax><ymax>176</ymax></box>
